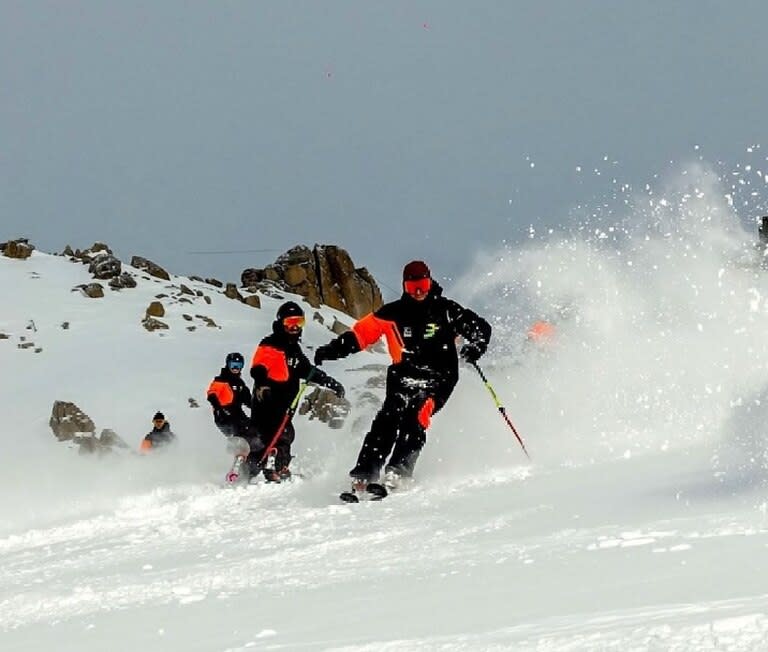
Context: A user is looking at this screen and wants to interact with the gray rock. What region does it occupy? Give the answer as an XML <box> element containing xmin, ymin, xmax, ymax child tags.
<box><xmin>50</xmin><ymin>400</ymin><xmax>96</xmax><ymax>441</ymax></box>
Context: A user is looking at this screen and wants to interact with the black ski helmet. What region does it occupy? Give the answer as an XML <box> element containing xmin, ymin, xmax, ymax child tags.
<box><xmin>276</xmin><ymin>301</ymin><xmax>304</xmax><ymax>321</ymax></box>
<box><xmin>225</xmin><ymin>352</ymin><xmax>244</xmax><ymax>367</ymax></box>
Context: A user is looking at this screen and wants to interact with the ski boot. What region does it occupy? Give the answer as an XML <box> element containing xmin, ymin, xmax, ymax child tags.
<box><xmin>383</xmin><ymin>468</ymin><xmax>400</xmax><ymax>491</ymax></box>
<box><xmin>339</xmin><ymin>476</ymin><xmax>388</xmax><ymax>503</ymax></box>
<box><xmin>278</xmin><ymin>466</ymin><xmax>292</xmax><ymax>482</ymax></box>
<box><xmin>261</xmin><ymin>449</ymin><xmax>281</xmax><ymax>483</ymax></box>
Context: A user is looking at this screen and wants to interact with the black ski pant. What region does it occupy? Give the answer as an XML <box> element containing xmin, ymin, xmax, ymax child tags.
<box><xmin>350</xmin><ymin>365</ymin><xmax>455</xmax><ymax>481</ymax></box>
<box><xmin>215</xmin><ymin>412</ymin><xmax>250</xmax><ymax>439</ymax></box>
<box><xmin>247</xmin><ymin>413</ymin><xmax>296</xmax><ymax>474</ymax></box>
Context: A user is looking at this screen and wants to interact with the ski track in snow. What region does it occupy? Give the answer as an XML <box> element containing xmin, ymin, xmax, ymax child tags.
<box><xmin>2</xmin><ymin>461</ymin><xmax>768</xmax><ymax>651</ymax></box>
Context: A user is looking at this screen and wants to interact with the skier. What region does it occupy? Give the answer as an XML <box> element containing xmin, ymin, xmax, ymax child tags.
<box><xmin>206</xmin><ymin>352</ymin><xmax>251</xmax><ymax>438</ymax></box>
<box><xmin>248</xmin><ymin>301</ymin><xmax>345</xmax><ymax>482</ymax></box>
<box><xmin>139</xmin><ymin>411</ymin><xmax>177</xmax><ymax>452</ymax></box>
<box><xmin>314</xmin><ymin>260</ymin><xmax>491</xmax><ymax>491</ymax></box>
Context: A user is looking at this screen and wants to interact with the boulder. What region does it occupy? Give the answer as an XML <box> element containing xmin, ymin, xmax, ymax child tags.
<box><xmin>146</xmin><ymin>301</ymin><xmax>165</xmax><ymax>318</ymax></box>
<box><xmin>224</xmin><ymin>283</ymin><xmax>243</xmax><ymax>301</ymax></box>
<box><xmin>142</xmin><ymin>316</ymin><xmax>169</xmax><ymax>331</ymax></box>
<box><xmin>205</xmin><ymin>277</ymin><xmax>223</xmax><ymax>288</ymax></box>
<box><xmin>130</xmin><ymin>255</ymin><xmax>170</xmax><ymax>281</ymax></box>
<box><xmin>77</xmin><ymin>428</ymin><xmax>130</xmax><ymax>456</ymax></box>
<box><xmin>89</xmin><ymin>253</ymin><xmax>121</xmax><ymax>279</ymax></box>
<box><xmin>76</xmin><ymin>283</ymin><xmax>105</xmax><ymax>298</ymax></box>
<box><xmin>195</xmin><ymin>314</ymin><xmax>218</xmax><ymax>328</ymax></box>
<box><xmin>98</xmin><ymin>428</ymin><xmax>130</xmax><ymax>450</ymax></box>
<box><xmin>77</xmin><ymin>242</ymin><xmax>113</xmax><ymax>263</ymax></box>
<box><xmin>243</xmin><ymin>295</ymin><xmax>261</xmax><ymax>309</ymax></box>
<box><xmin>1</xmin><ymin>238</ymin><xmax>34</xmax><ymax>259</ymax></box>
<box><xmin>50</xmin><ymin>400</ymin><xmax>96</xmax><ymax>441</ymax></box>
<box><xmin>109</xmin><ymin>272</ymin><xmax>137</xmax><ymax>290</ymax></box>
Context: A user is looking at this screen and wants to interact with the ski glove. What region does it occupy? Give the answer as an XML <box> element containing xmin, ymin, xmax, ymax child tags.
<box><xmin>254</xmin><ymin>386</ymin><xmax>272</xmax><ymax>402</ymax></box>
<box><xmin>460</xmin><ymin>342</ymin><xmax>485</xmax><ymax>364</ymax></box>
<box><xmin>324</xmin><ymin>378</ymin><xmax>345</xmax><ymax>399</ymax></box>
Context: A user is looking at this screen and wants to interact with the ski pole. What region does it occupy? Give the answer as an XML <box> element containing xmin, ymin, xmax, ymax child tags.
<box><xmin>471</xmin><ymin>361</ymin><xmax>530</xmax><ymax>460</ymax></box>
<box><xmin>258</xmin><ymin>367</ymin><xmax>317</xmax><ymax>467</ymax></box>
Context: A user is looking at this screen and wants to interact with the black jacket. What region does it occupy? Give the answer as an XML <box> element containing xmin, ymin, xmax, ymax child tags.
<box><xmin>249</xmin><ymin>321</ymin><xmax>337</xmax><ymax>430</ymax></box>
<box><xmin>142</xmin><ymin>422</ymin><xmax>176</xmax><ymax>449</ymax></box>
<box><xmin>318</xmin><ymin>282</ymin><xmax>491</xmax><ymax>387</ymax></box>
<box><xmin>207</xmin><ymin>367</ymin><xmax>251</xmax><ymax>423</ymax></box>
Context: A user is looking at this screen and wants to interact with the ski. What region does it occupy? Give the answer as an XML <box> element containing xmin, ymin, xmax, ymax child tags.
<box><xmin>225</xmin><ymin>454</ymin><xmax>247</xmax><ymax>484</ymax></box>
<box><xmin>339</xmin><ymin>482</ymin><xmax>388</xmax><ymax>503</ymax></box>
<box><xmin>224</xmin><ymin>436</ymin><xmax>251</xmax><ymax>484</ymax></box>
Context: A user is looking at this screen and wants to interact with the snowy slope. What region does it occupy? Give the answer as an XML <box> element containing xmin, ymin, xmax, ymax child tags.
<box><xmin>4</xmin><ymin>171</ymin><xmax>768</xmax><ymax>652</ymax></box>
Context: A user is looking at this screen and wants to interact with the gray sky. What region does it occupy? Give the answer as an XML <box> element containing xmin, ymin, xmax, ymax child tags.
<box><xmin>3</xmin><ymin>1</ymin><xmax>768</xmax><ymax>296</ymax></box>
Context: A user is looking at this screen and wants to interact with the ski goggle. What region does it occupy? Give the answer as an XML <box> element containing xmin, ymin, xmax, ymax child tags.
<box><xmin>283</xmin><ymin>315</ymin><xmax>306</xmax><ymax>329</ymax></box>
<box><xmin>228</xmin><ymin>361</ymin><xmax>244</xmax><ymax>370</ymax></box>
<box><xmin>404</xmin><ymin>277</ymin><xmax>431</xmax><ymax>297</ymax></box>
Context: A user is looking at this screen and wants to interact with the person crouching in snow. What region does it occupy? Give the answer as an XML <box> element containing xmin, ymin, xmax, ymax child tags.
<box><xmin>248</xmin><ymin>301</ymin><xmax>345</xmax><ymax>482</ymax></box>
<box><xmin>140</xmin><ymin>411</ymin><xmax>177</xmax><ymax>452</ymax></box>
<box><xmin>207</xmin><ymin>352</ymin><xmax>251</xmax><ymax>438</ymax></box>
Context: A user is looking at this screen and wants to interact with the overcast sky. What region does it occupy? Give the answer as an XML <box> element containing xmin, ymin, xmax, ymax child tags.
<box><xmin>2</xmin><ymin>1</ymin><xmax>768</xmax><ymax>296</ymax></box>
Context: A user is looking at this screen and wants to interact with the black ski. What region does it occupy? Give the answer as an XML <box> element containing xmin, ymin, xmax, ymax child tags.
<box><xmin>339</xmin><ymin>482</ymin><xmax>388</xmax><ymax>503</ymax></box>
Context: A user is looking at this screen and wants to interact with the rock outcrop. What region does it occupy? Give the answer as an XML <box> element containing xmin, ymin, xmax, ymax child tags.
<box><xmin>131</xmin><ymin>255</ymin><xmax>170</xmax><ymax>281</ymax></box>
<box><xmin>1</xmin><ymin>238</ymin><xmax>34</xmax><ymax>259</ymax></box>
<box><xmin>241</xmin><ymin>245</ymin><xmax>383</xmax><ymax>319</ymax></box>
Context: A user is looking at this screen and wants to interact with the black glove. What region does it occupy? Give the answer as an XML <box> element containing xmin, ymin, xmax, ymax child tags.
<box><xmin>314</xmin><ymin>345</ymin><xmax>332</xmax><ymax>367</ymax></box>
<box><xmin>460</xmin><ymin>342</ymin><xmax>484</xmax><ymax>363</ymax></box>
<box><xmin>254</xmin><ymin>386</ymin><xmax>272</xmax><ymax>402</ymax></box>
<box><xmin>324</xmin><ymin>377</ymin><xmax>345</xmax><ymax>399</ymax></box>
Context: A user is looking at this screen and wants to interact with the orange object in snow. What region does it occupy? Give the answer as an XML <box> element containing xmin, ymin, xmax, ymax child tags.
<box><xmin>527</xmin><ymin>320</ymin><xmax>555</xmax><ymax>343</ymax></box>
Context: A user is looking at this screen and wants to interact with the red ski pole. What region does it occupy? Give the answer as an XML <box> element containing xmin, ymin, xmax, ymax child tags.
<box><xmin>257</xmin><ymin>367</ymin><xmax>317</xmax><ymax>468</ymax></box>
<box><xmin>471</xmin><ymin>361</ymin><xmax>530</xmax><ymax>460</ymax></box>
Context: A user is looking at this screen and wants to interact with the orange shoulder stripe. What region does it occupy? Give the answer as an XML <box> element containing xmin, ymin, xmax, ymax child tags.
<box><xmin>251</xmin><ymin>345</ymin><xmax>289</xmax><ymax>382</ymax></box>
<box><xmin>352</xmin><ymin>313</ymin><xmax>404</xmax><ymax>364</ymax></box>
<box><xmin>207</xmin><ymin>380</ymin><xmax>235</xmax><ymax>407</ymax></box>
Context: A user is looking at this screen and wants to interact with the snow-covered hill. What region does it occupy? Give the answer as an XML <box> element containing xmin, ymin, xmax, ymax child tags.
<box><xmin>4</xmin><ymin>178</ymin><xmax>768</xmax><ymax>652</ymax></box>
